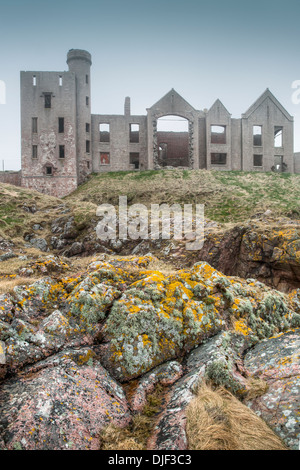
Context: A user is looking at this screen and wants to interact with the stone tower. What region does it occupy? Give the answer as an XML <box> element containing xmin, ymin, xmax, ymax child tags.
<box><xmin>67</xmin><ymin>49</ymin><xmax>92</xmax><ymax>182</ymax></box>
<box><xmin>20</xmin><ymin>49</ymin><xmax>92</xmax><ymax>198</ymax></box>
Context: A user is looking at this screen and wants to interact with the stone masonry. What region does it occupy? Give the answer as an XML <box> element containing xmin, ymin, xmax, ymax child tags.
<box><xmin>20</xmin><ymin>49</ymin><xmax>297</xmax><ymax>198</ymax></box>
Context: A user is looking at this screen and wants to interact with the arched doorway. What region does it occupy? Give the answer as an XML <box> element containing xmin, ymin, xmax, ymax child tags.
<box><xmin>156</xmin><ymin>115</ymin><xmax>189</xmax><ymax>167</ymax></box>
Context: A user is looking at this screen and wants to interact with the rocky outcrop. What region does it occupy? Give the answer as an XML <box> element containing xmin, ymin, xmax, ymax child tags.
<box><xmin>147</xmin><ymin>329</ymin><xmax>300</xmax><ymax>450</ymax></box>
<box><xmin>0</xmin><ymin>255</ymin><xmax>299</xmax><ymax>450</ymax></box>
<box><xmin>0</xmin><ymin>348</ymin><xmax>131</xmax><ymax>450</ymax></box>
<box><xmin>97</xmin><ymin>260</ymin><xmax>299</xmax><ymax>382</ymax></box>
<box><xmin>193</xmin><ymin>219</ymin><xmax>300</xmax><ymax>293</ymax></box>
<box><xmin>105</xmin><ymin>217</ymin><xmax>300</xmax><ymax>294</ymax></box>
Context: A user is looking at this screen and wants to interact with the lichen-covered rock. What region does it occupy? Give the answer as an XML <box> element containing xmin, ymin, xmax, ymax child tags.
<box><xmin>0</xmin><ymin>293</ymin><xmax>19</xmax><ymax>323</ymax></box>
<box><xmin>31</xmin><ymin>256</ymin><xmax>70</xmax><ymax>274</ymax></box>
<box><xmin>0</xmin><ymin>254</ymin><xmax>299</xmax><ymax>450</ymax></box>
<box><xmin>29</xmin><ymin>237</ymin><xmax>48</xmax><ymax>252</ymax></box>
<box><xmin>0</xmin><ymin>256</ymin><xmax>157</xmax><ymax>376</ymax></box>
<box><xmin>147</xmin><ymin>331</ymin><xmax>254</xmax><ymax>450</ymax></box>
<box><xmin>147</xmin><ymin>329</ymin><xmax>299</xmax><ymax>450</ymax></box>
<box><xmin>2</xmin><ymin>308</ymin><xmax>94</xmax><ymax>374</ymax></box>
<box><xmin>0</xmin><ymin>348</ymin><xmax>131</xmax><ymax>450</ymax></box>
<box><xmin>0</xmin><ymin>251</ymin><xmax>17</xmax><ymax>262</ymax></box>
<box><xmin>67</xmin><ymin>275</ymin><xmax>121</xmax><ymax>332</ymax></box>
<box><xmin>244</xmin><ymin>328</ymin><xmax>300</xmax><ymax>450</ymax></box>
<box><xmin>193</xmin><ymin>220</ymin><xmax>300</xmax><ymax>292</ymax></box>
<box><xmin>128</xmin><ymin>360</ymin><xmax>183</xmax><ymax>413</ymax></box>
<box><xmin>13</xmin><ymin>278</ymin><xmax>58</xmax><ymax>321</ymax></box>
<box><xmin>289</xmin><ymin>289</ymin><xmax>300</xmax><ymax>317</ymax></box>
<box><xmin>97</xmin><ymin>262</ymin><xmax>299</xmax><ymax>382</ymax></box>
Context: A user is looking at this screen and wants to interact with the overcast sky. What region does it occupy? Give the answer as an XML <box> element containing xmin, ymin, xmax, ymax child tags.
<box><xmin>0</xmin><ymin>0</ymin><xmax>300</xmax><ymax>170</ymax></box>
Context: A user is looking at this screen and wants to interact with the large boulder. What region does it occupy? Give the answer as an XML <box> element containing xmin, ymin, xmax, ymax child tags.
<box><xmin>0</xmin><ymin>348</ymin><xmax>131</xmax><ymax>450</ymax></box>
<box><xmin>244</xmin><ymin>328</ymin><xmax>300</xmax><ymax>450</ymax></box>
<box><xmin>97</xmin><ymin>261</ymin><xmax>300</xmax><ymax>382</ymax></box>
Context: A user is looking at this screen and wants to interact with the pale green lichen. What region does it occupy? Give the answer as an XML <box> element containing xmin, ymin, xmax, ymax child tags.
<box><xmin>205</xmin><ymin>358</ymin><xmax>242</xmax><ymax>394</ymax></box>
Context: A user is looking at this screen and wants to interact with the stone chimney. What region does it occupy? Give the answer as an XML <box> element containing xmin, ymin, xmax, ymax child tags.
<box><xmin>124</xmin><ymin>96</ymin><xmax>131</xmax><ymax>116</ymax></box>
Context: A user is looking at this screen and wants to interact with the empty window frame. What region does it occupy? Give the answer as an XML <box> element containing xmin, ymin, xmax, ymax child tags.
<box><xmin>59</xmin><ymin>75</ymin><xmax>63</xmax><ymax>86</ymax></box>
<box><xmin>211</xmin><ymin>153</ymin><xmax>227</xmax><ymax>165</ymax></box>
<box><xmin>46</xmin><ymin>166</ymin><xmax>53</xmax><ymax>176</ymax></box>
<box><xmin>130</xmin><ymin>152</ymin><xmax>140</xmax><ymax>169</ymax></box>
<box><xmin>59</xmin><ymin>145</ymin><xmax>65</xmax><ymax>159</ymax></box>
<box><xmin>253</xmin><ymin>154</ymin><xmax>263</xmax><ymax>167</ymax></box>
<box><xmin>33</xmin><ymin>75</ymin><xmax>37</xmax><ymax>86</ymax></box>
<box><xmin>99</xmin><ymin>123</ymin><xmax>110</xmax><ymax>142</ymax></box>
<box><xmin>210</xmin><ymin>125</ymin><xmax>226</xmax><ymax>144</ymax></box>
<box><xmin>100</xmin><ymin>152</ymin><xmax>110</xmax><ymax>165</ymax></box>
<box><xmin>86</xmin><ymin>140</ymin><xmax>90</xmax><ymax>153</ymax></box>
<box><xmin>86</xmin><ymin>96</ymin><xmax>89</xmax><ymax>106</ymax></box>
<box><xmin>32</xmin><ymin>145</ymin><xmax>38</xmax><ymax>159</ymax></box>
<box><xmin>58</xmin><ymin>117</ymin><xmax>64</xmax><ymax>133</ymax></box>
<box><xmin>274</xmin><ymin>126</ymin><xmax>283</xmax><ymax>147</ymax></box>
<box><xmin>86</xmin><ymin>123</ymin><xmax>90</xmax><ymax>133</ymax></box>
<box><xmin>86</xmin><ymin>74</ymin><xmax>89</xmax><ymax>84</ymax></box>
<box><xmin>253</xmin><ymin>125</ymin><xmax>262</xmax><ymax>146</ymax></box>
<box><xmin>129</xmin><ymin>124</ymin><xmax>140</xmax><ymax>143</ymax></box>
<box><xmin>32</xmin><ymin>117</ymin><xmax>38</xmax><ymax>134</ymax></box>
<box><xmin>44</xmin><ymin>93</ymin><xmax>52</xmax><ymax>108</ymax></box>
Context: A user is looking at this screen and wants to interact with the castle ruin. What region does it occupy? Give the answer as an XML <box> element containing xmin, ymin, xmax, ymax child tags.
<box><xmin>20</xmin><ymin>49</ymin><xmax>295</xmax><ymax>198</ymax></box>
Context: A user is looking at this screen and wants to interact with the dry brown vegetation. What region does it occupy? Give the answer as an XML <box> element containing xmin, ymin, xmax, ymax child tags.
<box><xmin>0</xmin><ymin>183</ymin><xmax>96</xmax><ymax>243</ymax></box>
<box><xmin>186</xmin><ymin>382</ymin><xmax>287</xmax><ymax>450</ymax></box>
<box><xmin>0</xmin><ymin>276</ymin><xmax>41</xmax><ymax>295</ymax></box>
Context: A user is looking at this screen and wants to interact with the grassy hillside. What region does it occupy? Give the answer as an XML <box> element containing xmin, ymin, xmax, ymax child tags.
<box><xmin>0</xmin><ymin>183</ymin><xmax>96</xmax><ymax>241</ymax></box>
<box><xmin>66</xmin><ymin>169</ymin><xmax>300</xmax><ymax>223</ymax></box>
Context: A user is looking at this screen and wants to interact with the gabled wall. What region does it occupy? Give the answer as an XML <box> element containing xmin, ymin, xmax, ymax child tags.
<box><xmin>242</xmin><ymin>91</ymin><xmax>294</xmax><ymax>172</ymax></box>
<box><xmin>146</xmin><ymin>89</ymin><xmax>203</xmax><ymax>169</ymax></box>
<box><xmin>206</xmin><ymin>100</ymin><xmax>232</xmax><ymax>171</ymax></box>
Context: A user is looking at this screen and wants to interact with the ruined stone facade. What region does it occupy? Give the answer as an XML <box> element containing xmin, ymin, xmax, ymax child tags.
<box><xmin>20</xmin><ymin>49</ymin><xmax>296</xmax><ymax>198</ymax></box>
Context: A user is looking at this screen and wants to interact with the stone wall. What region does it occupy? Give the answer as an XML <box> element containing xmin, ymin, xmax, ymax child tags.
<box><xmin>0</xmin><ymin>171</ymin><xmax>21</xmax><ymax>187</ymax></box>
<box><xmin>294</xmin><ymin>152</ymin><xmax>300</xmax><ymax>173</ymax></box>
<box><xmin>20</xmin><ymin>70</ymin><xmax>78</xmax><ymax>198</ymax></box>
<box><xmin>91</xmin><ymin>114</ymin><xmax>148</xmax><ymax>172</ymax></box>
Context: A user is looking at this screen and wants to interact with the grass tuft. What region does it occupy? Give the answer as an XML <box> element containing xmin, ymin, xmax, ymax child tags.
<box><xmin>186</xmin><ymin>382</ymin><xmax>287</xmax><ymax>450</ymax></box>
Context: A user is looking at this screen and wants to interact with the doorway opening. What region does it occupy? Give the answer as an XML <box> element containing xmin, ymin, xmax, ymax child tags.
<box><xmin>156</xmin><ymin>115</ymin><xmax>189</xmax><ymax>167</ymax></box>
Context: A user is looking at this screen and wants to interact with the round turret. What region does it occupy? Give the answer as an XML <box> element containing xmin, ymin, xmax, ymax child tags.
<box><xmin>67</xmin><ymin>49</ymin><xmax>92</xmax><ymax>66</ymax></box>
<box><xmin>66</xmin><ymin>49</ymin><xmax>92</xmax><ymax>182</ymax></box>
